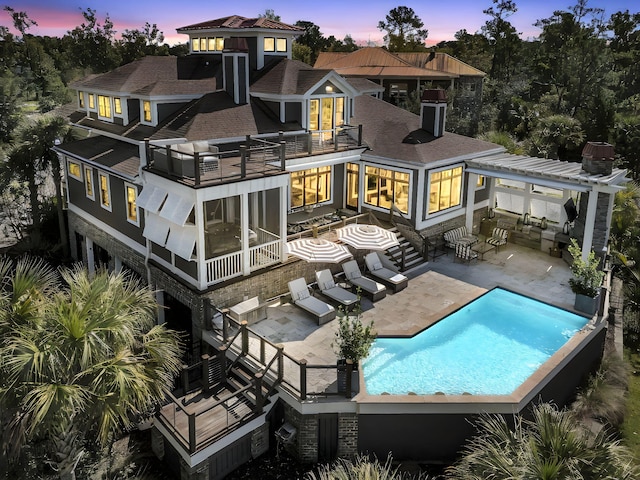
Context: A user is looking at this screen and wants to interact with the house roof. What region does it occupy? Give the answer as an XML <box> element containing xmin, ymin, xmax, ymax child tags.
<box><xmin>314</xmin><ymin>48</ymin><xmax>455</xmax><ymax>80</ymax></box>
<box><xmin>397</xmin><ymin>52</ymin><xmax>486</xmax><ymax>77</ymax></box>
<box><xmin>177</xmin><ymin>15</ymin><xmax>304</xmax><ymax>33</ymax></box>
<box><xmin>150</xmin><ymin>92</ymin><xmax>300</xmax><ymax>141</ymax></box>
<box><xmin>56</xmin><ymin>135</ymin><xmax>140</xmax><ymax>178</ymax></box>
<box><xmin>352</xmin><ymin>94</ymin><xmax>500</xmax><ymax>165</ymax></box>
<box><xmin>251</xmin><ymin>59</ymin><xmax>330</xmax><ymax>95</ymax></box>
<box><xmin>71</xmin><ymin>56</ymin><xmax>218</xmax><ymax>96</ymax></box>
<box><xmin>344</xmin><ymin>77</ymin><xmax>385</xmax><ymax>94</ymax></box>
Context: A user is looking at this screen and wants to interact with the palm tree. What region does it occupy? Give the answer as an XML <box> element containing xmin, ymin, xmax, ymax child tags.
<box><xmin>447</xmin><ymin>402</ymin><xmax>638</xmax><ymax>479</ymax></box>
<box><xmin>0</xmin><ymin>257</ymin><xmax>183</xmax><ymax>479</ymax></box>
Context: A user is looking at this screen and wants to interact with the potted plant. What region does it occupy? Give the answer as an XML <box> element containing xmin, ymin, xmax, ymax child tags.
<box><xmin>568</xmin><ymin>238</ymin><xmax>605</xmax><ymax>315</ymax></box>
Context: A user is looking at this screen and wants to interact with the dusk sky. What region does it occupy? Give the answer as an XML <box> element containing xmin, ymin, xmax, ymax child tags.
<box><xmin>2</xmin><ymin>1</ymin><xmax>637</xmax><ymax>47</ymax></box>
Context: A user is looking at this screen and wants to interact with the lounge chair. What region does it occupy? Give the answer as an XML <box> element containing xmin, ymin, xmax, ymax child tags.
<box><xmin>342</xmin><ymin>260</ymin><xmax>387</xmax><ymax>302</ymax></box>
<box><xmin>443</xmin><ymin>226</ymin><xmax>478</xmax><ymax>249</ymax></box>
<box><xmin>454</xmin><ymin>243</ymin><xmax>478</xmax><ymax>264</ymax></box>
<box><xmin>486</xmin><ymin>227</ymin><xmax>509</xmax><ymax>252</ymax></box>
<box><xmin>288</xmin><ymin>278</ymin><xmax>336</xmax><ymax>325</ymax></box>
<box><xmin>315</xmin><ymin>269</ymin><xmax>359</xmax><ymax>309</ymax></box>
<box><xmin>364</xmin><ymin>252</ymin><xmax>408</xmax><ymax>293</ymax></box>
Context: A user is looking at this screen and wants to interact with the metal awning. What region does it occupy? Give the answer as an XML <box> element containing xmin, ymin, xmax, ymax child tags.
<box><xmin>466</xmin><ymin>153</ymin><xmax>629</xmax><ymax>192</ymax></box>
<box><xmin>137</xmin><ymin>185</ymin><xmax>168</xmax><ymax>214</ymax></box>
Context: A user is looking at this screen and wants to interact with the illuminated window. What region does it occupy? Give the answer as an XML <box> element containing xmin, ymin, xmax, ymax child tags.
<box><xmin>309</xmin><ymin>99</ymin><xmax>320</xmax><ymax>131</ymax></box>
<box><xmin>476</xmin><ymin>175</ymin><xmax>485</xmax><ymax>188</ymax></box>
<box><xmin>85</xmin><ymin>166</ymin><xmax>94</xmax><ymax>199</ymax></box>
<box><xmin>68</xmin><ymin>161</ymin><xmax>82</xmax><ymax>180</ymax></box>
<box><xmin>428</xmin><ymin>166</ymin><xmax>463</xmax><ymax>214</ymax></box>
<box><xmin>99</xmin><ymin>173</ymin><xmax>111</xmax><ymax>210</ymax></box>
<box><xmin>78</xmin><ymin>91</ymin><xmax>85</xmax><ymax>108</ymax></box>
<box><xmin>276</xmin><ymin>38</ymin><xmax>287</xmax><ymax>52</ymax></box>
<box><xmin>88</xmin><ymin>94</ymin><xmax>95</xmax><ymax>109</ymax></box>
<box><xmin>364</xmin><ymin>166</ymin><xmax>409</xmax><ymax>214</ymax></box>
<box><xmin>143</xmin><ymin>100</ymin><xmax>152</xmax><ymax>122</ymax></box>
<box><xmin>264</xmin><ymin>37</ymin><xmax>275</xmax><ymax>52</ymax></box>
<box><xmin>114</xmin><ymin>97</ymin><xmax>122</xmax><ymax>114</ymax></box>
<box><xmin>191</xmin><ymin>38</ymin><xmax>199</xmax><ymax>52</ymax></box>
<box><xmin>346</xmin><ymin>162</ymin><xmax>359</xmax><ymax>209</ymax></box>
<box><xmin>216</xmin><ymin>37</ymin><xmax>224</xmax><ymax>50</ymax></box>
<box><xmin>125</xmin><ymin>183</ymin><xmax>138</xmax><ymax>225</ymax></box>
<box><xmin>98</xmin><ymin>95</ymin><xmax>111</xmax><ymax>118</ymax></box>
<box><xmin>335</xmin><ymin>97</ymin><xmax>345</xmax><ymax>126</ymax></box>
<box><xmin>200</xmin><ymin>38</ymin><xmax>206</xmax><ymax>52</ymax></box>
<box><xmin>290</xmin><ymin>167</ymin><xmax>331</xmax><ymax>208</ymax></box>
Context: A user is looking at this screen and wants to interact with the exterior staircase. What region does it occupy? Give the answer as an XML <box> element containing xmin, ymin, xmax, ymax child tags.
<box><xmin>384</xmin><ymin>226</ymin><xmax>427</xmax><ymax>272</ymax></box>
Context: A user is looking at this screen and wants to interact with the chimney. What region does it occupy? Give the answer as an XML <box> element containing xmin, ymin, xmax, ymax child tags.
<box><xmin>420</xmin><ymin>89</ymin><xmax>447</xmax><ymax>137</ymax></box>
<box><xmin>222</xmin><ymin>38</ymin><xmax>250</xmax><ymax>105</ymax></box>
<box><xmin>581</xmin><ymin>141</ymin><xmax>615</xmax><ymax>175</ymax></box>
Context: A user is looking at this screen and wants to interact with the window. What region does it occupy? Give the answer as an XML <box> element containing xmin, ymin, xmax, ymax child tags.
<box><xmin>192</xmin><ymin>38</ymin><xmax>200</xmax><ymax>52</ymax></box>
<box><xmin>99</xmin><ymin>173</ymin><xmax>111</xmax><ymax>210</ymax></box>
<box><xmin>276</xmin><ymin>38</ymin><xmax>287</xmax><ymax>52</ymax></box>
<box><xmin>84</xmin><ymin>166</ymin><xmax>94</xmax><ymax>199</ymax></box>
<box><xmin>78</xmin><ymin>91</ymin><xmax>85</xmax><ymax>108</ymax></box>
<box><xmin>215</xmin><ymin>37</ymin><xmax>224</xmax><ymax>51</ymax></box>
<box><xmin>88</xmin><ymin>94</ymin><xmax>95</xmax><ymax>109</ymax></box>
<box><xmin>428</xmin><ymin>166</ymin><xmax>463</xmax><ymax>214</ymax></box>
<box><xmin>200</xmin><ymin>38</ymin><xmax>207</xmax><ymax>52</ymax></box>
<box><xmin>346</xmin><ymin>163</ymin><xmax>359</xmax><ymax>209</ymax></box>
<box><xmin>364</xmin><ymin>166</ymin><xmax>410</xmax><ymax>214</ymax></box>
<box><xmin>264</xmin><ymin>37</ymin><xmax>275</xmax><ymax>52</ymax></box>
<box><xmin>114</xmin><ymin>97</ymin><xmax>122</xmax><ymax>114</ymax></box>
<box><xmin>98</xmin><ymin>95</ymin><xmax>111</xmax><ymax>118</ymax></box>
<box><xmin>125</xmin><ymin>184</ymin><xmax>138</xmax><ymax>225</ymax></box>
<box><xmin>68</xmin><ymin>160</ymin><xmax>82</xmax><ymax>180</ymax></box>
<box><xmin>143</xmin><ymin>100</ymin><xmax>152</xmax><ymax>122</ymax></box>
<box><xmin>309</xmin><ymin>99</ymin><xmax>319</xmax><ymax>131</ymax></box>
<box><xmin>476</xmin><ymin>175</ymin><xmax>485</xmax><ymax>188</ymax></box>
<box><xmin>290</xmin><ymin>167</ymin><xmax>331</xmax><ymax>208</ymax></box>
<box><xmin>207</xmin><ymin>37</ymin><xmax>224</xmax><ymax>51</ymax></box>
<box><xmin>335</xmin><ymin>97</ymin><xmax>345</xmax><ymax>126</ymax></box>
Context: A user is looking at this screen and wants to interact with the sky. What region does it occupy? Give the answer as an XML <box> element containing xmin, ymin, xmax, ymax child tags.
<box><xmin>2</xmin><ymin>0</ymin><xmax>638</xmax><ymax>47</ymax></box>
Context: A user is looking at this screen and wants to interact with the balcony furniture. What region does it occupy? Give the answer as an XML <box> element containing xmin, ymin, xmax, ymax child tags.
<box><xmin>364</xmin><ymin>252</ymin><xmax>408</xmax><ymax>293</ymax></box>
<box><xmin>486</xmin><ymin>227</ymin><xmax>509</xmax><ymax>252</ymax></box>
<box><xmin>228</xmin><ymin>296</ymin><xmax>268</xmax><ymax>325</ymax></box>
<box><xmin>443</xmin><ymin>226</ymin><xmax>478</xmax><ymax>249</ymax></box>
<box><xmin>471</xmin><ymin>242</ymin><xmax>495</xmax><ymax>261</ymax></box>
<box><xmin>454</xmin><ymin>243</ymin><xmax>478</xmax><ymax>264</ymax></box>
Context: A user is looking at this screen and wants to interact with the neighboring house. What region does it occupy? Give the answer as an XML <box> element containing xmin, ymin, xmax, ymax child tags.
<box><xmin>53</xmin><ymin>14</ymin><xmax>627</xmax><ymax>480</ymax></box>
<box><xmin>314</xmin><ymin>48</ymin><xmax>485</xmax><ymax>119</ymax></box>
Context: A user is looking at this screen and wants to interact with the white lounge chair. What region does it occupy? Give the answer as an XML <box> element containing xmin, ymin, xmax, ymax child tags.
<box><xmin>342</xmin><ymin>260</ymin><xmax>387</xmax><ymax>302</ymax></box>
<box><xmin>288</xmin><ymin>278</ymin><xmax>336</xmax><ymax>325</ymax></box>
<box><xmin>364</xmin><ymin>253</ymin><xmax>408</xmax><ymax>293</ymax></box>
<box><xmin>315</xmin><ymin>269</ymin><xmax>359</xmax><ymax>309</ymax></box>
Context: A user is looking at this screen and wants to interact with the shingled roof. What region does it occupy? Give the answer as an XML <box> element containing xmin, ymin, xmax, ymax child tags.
<box><xmin>352</xmin><ymin>95</ymin><xmax>500</xmax><ymax>165</ymax></box>
<box><xmin>251</xmin><ymin>59</ymin><xmax>331</xmax><ymax>95</ymax></box>
<box><xmin>397</xmin><ymin>52</ymin><xmax>486</xmax><ymax>77</ymax></box>
<box><xmin>177</xmin><ymin>15</ymin><xmax>304</xmax><ymax>33</ymax></box>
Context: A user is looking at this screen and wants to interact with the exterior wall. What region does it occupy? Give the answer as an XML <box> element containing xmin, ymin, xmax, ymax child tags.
<box><xmin>574</xmin><ymin>191</ymin><xmax>611</xmax><ymax>258</ymax></box>
<box><xmin>337</xmin><ymin>413</ymin><xmax>358</xmax><ymax>458</ymax></box>
<box><xmin>285</xmin><ymin>102</ymin><xmax>302</xmax><ymax>124</ymax></box>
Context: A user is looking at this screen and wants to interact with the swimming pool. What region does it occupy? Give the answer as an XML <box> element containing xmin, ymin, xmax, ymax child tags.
<box><xmin>362</xmin><ymin>287</ymin><xmax>590</xmax><ymax>395</ymax></box>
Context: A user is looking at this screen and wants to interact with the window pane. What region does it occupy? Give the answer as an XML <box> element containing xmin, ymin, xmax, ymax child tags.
<box><xmin>85</xmin><ymin>167</ymin><xmax>93</xmax><ymax>197</ymax></box>
<box><xmin>309</xmin><ymin>99</ymin><xmax>319</xmax><ymax>131</ymax></box>
<box><xmin>428</xmin><ymin>166</ymin><xmax>462</xmax><ymax>214</ymax></box>
<box><xmin>264</xmin><ymin>37</ymin><xmax>275</xmax><ymax>52</ymax></box>
<box><xmin>68</xmin><ymin>162</ymin><xmax>81</xmax><ymax>179</ymax></box>
<box><xmin>98</xmin><ymin>95</ymin><xmax>111</xmax><ymax>118</ymax></box>
<box><xmin>88</xmin><ymin>94</ymin><xmax>95</xmax><ymax>109</ymax></box>
<box><xmin>191</xmin><ymin>38</ymin><xmax>199</xmax><ymax>52</ymax></box>
<box><xmin>127</xmin><ymin>185</ymin><xmax>138</xmax><ymax>222</ymax></box>
<box><xmin>114</xmin><ymin>97</ymin><xmax>122</xmax><ymax>114</ymax></box>
<box><xmin>143</xmin><ymin>101</ymin><xmax>151</xmax><ymax>122</ymax></box>
<box><xmin>335</xmin><ymin>97</ymin><xmax>344</xmax><ymax>126</ymax></box>
<box><xmin>208</xmin><ymin>38</ymin><xmax>216</xmax><ymax>51</ymax></box>
<box><xmin>99</xmin><ymin>174</ymin><xmax>110</xmax><ymax>208</ymax></box>
<box><xmin>276</xmin><ymin>38</ymin><xmax>287</xmax><ymax>52</ymax></box>
<box><xmin>216</xmin><ymin>37</ymin><xmax>224</xmax><ymax>50</ymax></box>
<box><xmin>78</xmin><ymin>91</ymin><xmax>84</xmax><ymax>108</ymax></box>
<box><xmin>200</xmin><ymin>38</ymin><xmax>207</xmax><ymax>51</ymax></box>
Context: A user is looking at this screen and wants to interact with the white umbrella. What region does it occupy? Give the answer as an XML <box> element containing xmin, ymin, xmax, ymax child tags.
<box><xmin>286</xmin><ymin>238</ymin><xmax>353</xmax><ymax>263</ymax></box>
<box><xmin>336</xmin><ymin>224</ymin><xmax>399</xmax><ymax>251</ymax></box>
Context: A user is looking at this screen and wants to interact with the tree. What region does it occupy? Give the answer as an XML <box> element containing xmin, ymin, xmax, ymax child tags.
<box><xmin>377</xmin><ymin>6</ymin><xmax>428</xmax><ymax>52</ymax></box>
<box><xmin>0</xmin><ymin>257</ymin><xmax>183</xmax><ymax>479</ymax></box>
<box><xmin>294</xmin><ymin>20</ymin><xmax>328</xmax><ymax>64</ymax></box>
<box><xmin>258</xmin><ymin>9</ymin><xmax>280</xmax><ymax>22</ymax></box>
<box><xmin>117</xmin><ymin>22</ymin><xmax>168</xmax><ymax>64</ymax></box>
<box><xmin>481</xmin><ymin>0</ymin><xmax>522</xmax><ymax>82</ymax></box>
<box><xmin>447</xmin><ymin>402</ymin><xmax>638</xmax><ymax>479</ymax></box>
<box><xmin>527</xmin><ymin>114</ymin><xmax>585</xmax><ymax>160</ymax></box>
<box><xmin>62</xmin><ymin>8</ymin><xmax>120</xmax><ymax>73</ymax></box>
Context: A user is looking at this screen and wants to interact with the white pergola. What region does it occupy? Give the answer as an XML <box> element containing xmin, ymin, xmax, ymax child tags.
<box><xmin>464</xmin><ymin>153</ymin><xmax>630</xmax><ymax>261</ymax></box>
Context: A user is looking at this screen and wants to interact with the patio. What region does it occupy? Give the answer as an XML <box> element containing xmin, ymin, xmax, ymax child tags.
<box><xmin>246</xmin><ymin>242</ymin><xmax>575</xmax><ymax>395</ymax></box>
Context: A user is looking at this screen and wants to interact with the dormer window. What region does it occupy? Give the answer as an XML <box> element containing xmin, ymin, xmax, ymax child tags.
<box><xmin>98</xmin><ymin>95</ymin><xmax>111</xmax><ymax>119</ymax></box>
<box><xmin>264</xmin><ymin>37</ymin><xmax>287</xmax><ymax>52</ymax></box>
<box><xmin>78</xmin><ymin>91</ymin><xmax>85</xmax><ymax>108</ymax></box>
<box><xmin>88</xmin><ymin>94</ymin><xmax>95</xmax><ymax>109</ymax></box>
<box><xmin>143</xmin><ymin>101</ymin><xmax>152</xmax><ymax>122</ymax></box>
<box><xmin>114</xmin><ymin>98</ymin><xmax>122</xmax><ymax>115</ymax></box>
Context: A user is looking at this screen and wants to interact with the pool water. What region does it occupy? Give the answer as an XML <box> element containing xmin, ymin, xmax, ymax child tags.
<box><xmin>362</xmin><ymin>288</ymin><xmax>589</xmax><ymax>395</ymax></box>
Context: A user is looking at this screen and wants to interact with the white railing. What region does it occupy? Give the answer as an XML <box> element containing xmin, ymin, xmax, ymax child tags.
<box><xmin>206</xmin><ymin>251</ymin><xmax>243</xmax><ymax>284</ymax></box>
<box><xmin>249</xmin><ymin>240</ymin><xmax>281</xmax><ymax>271</ymax></box>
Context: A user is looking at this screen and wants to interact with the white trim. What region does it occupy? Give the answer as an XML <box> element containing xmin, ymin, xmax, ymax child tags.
<box><xmin>67</xmin><ymin>158</ymin><xmax>83</xmax><ymax>181</ymax></box>
<box><xmin>424</xmin><ymin>163</ymin><xmax>465</xmax><ymax>218</ymax></box>
<box><xmin>124</xmin><ymin>182</ymin><xmax>140</xmax><ymax>227</ymax></box>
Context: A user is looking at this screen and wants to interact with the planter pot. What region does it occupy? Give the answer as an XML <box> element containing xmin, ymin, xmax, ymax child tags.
<box><xmin>574</xmin><ymin>293</ymin><xmax>600</xmax><ymax>316</ymax></box>
<box><xmin>337</xmin><ymin>359</ymin><xmax>358</xmax><ymax>394</ymax></box>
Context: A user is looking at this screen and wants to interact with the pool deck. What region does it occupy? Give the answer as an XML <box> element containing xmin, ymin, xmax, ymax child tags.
<box><xmin>246</xmin><ymin>242</ymin><xmax>587</xmax><ymax>401</ymax></box>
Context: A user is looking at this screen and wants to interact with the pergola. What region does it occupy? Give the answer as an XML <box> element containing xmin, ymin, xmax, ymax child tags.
<box><xmin>464</xmin><ymin>152</ymin><xmax>629</xmax><ymax>261</ymax></box>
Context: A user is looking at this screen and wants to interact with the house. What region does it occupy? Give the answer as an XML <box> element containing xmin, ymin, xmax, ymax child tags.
<box><xmin>53</xmin><ymin>14</ymin><xmax>627</xmax><ymax>480</ymax></box>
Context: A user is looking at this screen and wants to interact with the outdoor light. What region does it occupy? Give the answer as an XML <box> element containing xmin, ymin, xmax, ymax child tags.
<box><xmin>325</xmin><ymin>85</ymin><xmax>333</xmax><ymax>93</ymax></box>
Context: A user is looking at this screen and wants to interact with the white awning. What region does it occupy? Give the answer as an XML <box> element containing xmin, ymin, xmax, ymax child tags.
<box><xmin>143</xmin><ymin>214</ymin><xmax>170</xmax><ymax>246</ymax></box>
<box><xmin>136</xmin><ymin>185</ymin><xmax>168</xmax><ymax>214</ymax></box>
<box><xmin>159</xmin><ymin>192</ymin><xmax>194</xmax><ymax>226</ymax></box>
<box><xmin>166</xmin><ymin>224</ymin><xmax>197</xmax><ymax>261</ymax></box>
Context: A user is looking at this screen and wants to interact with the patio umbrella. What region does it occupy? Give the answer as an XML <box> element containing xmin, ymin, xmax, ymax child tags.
<box><xmin>336</xmin><ymin>224</ymin><xmax>399</xmax><ymax>251</ymax></box>
<box><xmin>286</xmin><ymin>238</ymin><xmax>353</xmax><ymax>263</ymax></box>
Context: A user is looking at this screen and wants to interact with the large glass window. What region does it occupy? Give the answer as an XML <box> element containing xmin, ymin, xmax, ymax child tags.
<box><xmin>309</xmin><ymin>96</ymin><xmax>346</xmax><ymax>141</ymax></box>
<box><xmin>290</xmin><ymin>167</ymin><xmax>331</xmax><ymax>208</ymax></box>
<box><xmin>143</xmin><ymin>101</ymin><xmax>152</xmax><ymax>122</ymax></box>
<box><xmin>203</xmin><ymin>196</ymin><xmax>241</xmax><ymax>259</ymax></box>
<box><xmin>264</xmin><ymin>37</ymin><xmax>275</xmax><ymax>52</ymax></box>
<box><xmin>276</xmin><ymin>38</ymin><xmax>287</xmax><ymax>52</ymax></box>
<box><xmin>99</xmin><ymin>173</ymin><xmax>111</xmax><ymax>210</ymax></box>
<box><xmin>98</xmin><ymin>95</ymin><xmax>111</xmax><ymax>118</ymax></box>
<box><xmin>346</xmin><ymin>162</ymin><xmax>359</xmax><ymax>209</ymax></box>
<box><xmin>125</xmin><ymin>184</ymin><xmax>138</xmax><ymax>225</ymax></box>
<box><xmin>364</xmin><ymin>166</ymin><xmax>409</xmax><ymax>214</ymax></box>
<box><xmin>428</xmin><ymin>166</ymin><xmax>462</xmax><ymax>214</ymax></box>
<box><xmin>309</xmin><ymin>99</ymin><xmax>319</xmax><ymax>131</ymax></box>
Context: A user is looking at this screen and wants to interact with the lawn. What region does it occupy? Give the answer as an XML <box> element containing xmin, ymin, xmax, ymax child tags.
<box><xmin>623</xmin><ymin>350</ymin><xmax>640</xmax><ymax>461</ymax></box>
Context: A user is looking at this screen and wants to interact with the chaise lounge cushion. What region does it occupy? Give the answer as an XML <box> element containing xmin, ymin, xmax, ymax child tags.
<box><xmin>342</xmin><ymin>260</ymin><xmax>386</xmax><ymax>301</ymax></box>
<box><xmin>315</xmin><ymin>269</ymin><xmax>359</xmax><ymax>308</ymax></box>
<box><xmin>288</xmin><ymin>278</ymin><xmax>336</xmax><ymax>325</ymax></box>
<box><xmin>364</xmin><ymin>253</ymin><xmax>408</xmax><ymax>293</ymax></box>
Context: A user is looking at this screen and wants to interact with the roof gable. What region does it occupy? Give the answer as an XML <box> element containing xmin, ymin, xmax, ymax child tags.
<box><xmin>177</xmin><ymin>15</ymin><xmax>303</xmax><ymax>33</ymax></box>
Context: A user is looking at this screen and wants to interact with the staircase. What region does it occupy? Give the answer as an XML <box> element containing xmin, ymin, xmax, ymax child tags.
<box><xmin>384</xmin><ymin>225</ymin><xmax>427</xmax><ymax>272</ymax></box>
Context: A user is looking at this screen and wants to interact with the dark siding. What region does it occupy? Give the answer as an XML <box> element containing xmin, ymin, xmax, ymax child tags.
<box><xmin>421</xmin><ymin>105</ymin><xmax>436</xmax><ymax>134</ymax></box>
<box><xmin>157</xmin><ymin>102</ymin><xmax>187</xmax><ymax>124</ymax></box>
<box><xmin>224</xmin><ymin>56</ymin><xmax>234</xmax><ymax>97</ymax></box>
<box><xmin>284</xmin><ymin>102</ymin><xmax>302</xmax><ymax>124</ymax></box>
<box><xmin>175</xmin><ymin>255</ymin><xmax>198</xmax><ymax>280</ymax></box>
<box><xmin>263</xmin><ymin>100</ymin><xmax>280</xmax><ymax>118</ymax></box>
<box><xmin>209</xmin><ymin>434</ymin><xmax>252</xmax><ymax>480</ymax></box>
<box><xmin>151</xmin><ymin>243</ymin><xmax>171</xmax><ymax>262</ymax></box>
<box><xmin>238</xmin><ymin>56</ymin><xmax>247</xmax><ymax>104</ymax></box>
<box><xmin>333</xmin><ymin>164</ymin><xmax>345</xmax><ymax>207</ymax></box>
<box><xmin>246</xmin><ymin>37</ymin><xmax>258</xmax><ymax>72</ymax></box>
<box><xmin>127</xmin><ymin>98</ymin><xmax>140</xmax><ymax>122</ymax></box>
<box><xmin>318</xmin><ymin>414</ymin><xmax>338</xmax><ymax>461</ymax></box>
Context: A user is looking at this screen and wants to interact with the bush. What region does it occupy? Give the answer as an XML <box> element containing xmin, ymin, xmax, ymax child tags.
<box><xmin>568</xmin><ymin>238</ymin><xmax>605</xmax><ymax>297</ymax></box>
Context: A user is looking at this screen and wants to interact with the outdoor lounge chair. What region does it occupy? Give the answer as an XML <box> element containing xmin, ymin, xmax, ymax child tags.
<box><xmin>454</xmin><ymin>243</ymin><xmax>478</xmax><ymax>264</ymax></box>
<box><xmin>315</xmin><ymin>269</ymin><xmax>359</xmax><ymax>309</ymax></box>
<box><xmin>342</xmin><ymin>260</ymin><xmax>387</xmax><ymax>302</ymax></box>
<box><xmin>364</xmin><ymin>252</ymin><xmax>408</xmax><ymax>293</ymax></box>
<box><xmin>486</xmin><ymin>227</ymin><xmax>509</xmax><ymax>252</ymax></box>
<box><xmin>288</xmin><ymin>278</ymin><xmax>336</xmax><ymax>325</ymax></box>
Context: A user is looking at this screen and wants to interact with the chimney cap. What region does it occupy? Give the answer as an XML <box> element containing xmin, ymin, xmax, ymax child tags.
<box><xmin>582</xmin><ymin>141</ymin><xmax>614</xmax><ymax>160</ymax></box>
<box><xmin>421</xmin><ymin>89</ymin><xmax>447</xmax><ymax>103</ymax></box>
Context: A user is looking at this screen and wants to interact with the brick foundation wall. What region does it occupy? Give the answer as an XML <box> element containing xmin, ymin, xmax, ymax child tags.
<box><xmin>337</xmin><ymin>413</ymin><xmax>358</xmax><ymax>457</ymax></box>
